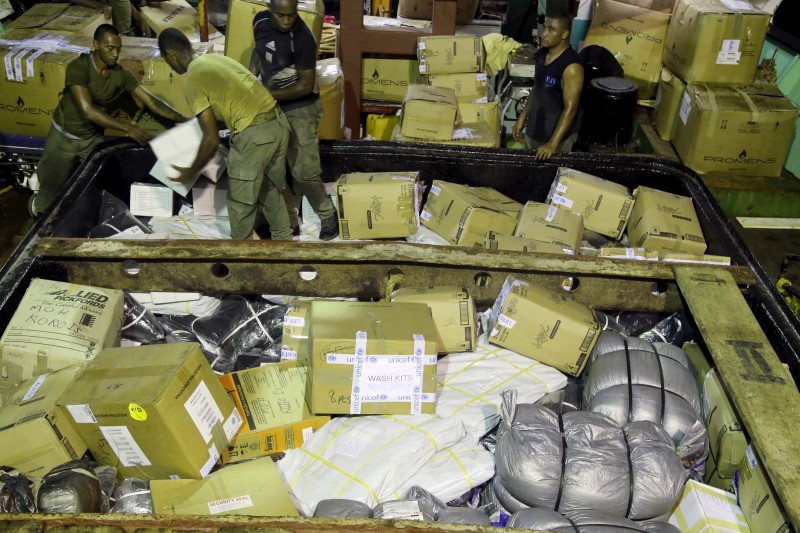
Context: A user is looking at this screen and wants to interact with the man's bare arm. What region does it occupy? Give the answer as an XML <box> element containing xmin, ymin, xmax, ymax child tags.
<box><xmin>536</xmin><ymin>62</ymin><xmax>584</xmax><ymax>160</ymax></box>
<box><xmin>70</xmin><ymin>85</ymin><xmax>151</xmax><ymax>144</ymax></box>
<box><xmin>132</xmin><ymin>86</ymin><xmax>189</xmax><ymax>123</ymax></box>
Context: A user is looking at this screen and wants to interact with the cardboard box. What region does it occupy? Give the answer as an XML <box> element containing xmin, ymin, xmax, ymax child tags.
<box><xmin>0</xmin><ymin>30</ymin><xmax>88</xmax><ymax>138</ymax></box>
<box><xmin>363</xmin><ymin>58</ymin><xmax>422</xmax><ymax>102</ymax></box>
<box><xmin>398</xmin><ymin>0</ymin><xmax>481</xmax><ymax>24</ymax></box>
<box><xmin>192</xmin><ymin>177</ymin><xmax>228</xmax><ymax>217</ymax></box>
<box><xmin>627</xmin><ymin>186</ymin><xmax>707</xmax><ymax>254</ymax></box>
<box><xmin>484</xmin><ymin>232</ymin><xmax>567</xmax><ymax>254</ymax></box>
<box><xmin>704</xmin><ymin>450</ymin><xmax>736</xmax><ymax>492</ymax></box>
<box><xmin>547</xmin><ymin>167</ymin><xmax>634</xmax><ymax>239</ymax></box>
<box><xmin>130</xmin><ymin>183</ymin><xmax>174</xmax><ymax>217</ymax></box>
<box><xmin>308</xmin><ymin>301</ymin><xmax>438</xmax><ymax>415</ymax></box>
<box><xmin>488</xmin><ymin>275</ymin><xmax>600</xmax><ymax>376</ymax></box>
<box><xmin>672</xmin><ymin>83</ymin><xmax>798</xmax><ymax>177</ymax></box>
<box><xmin>582</xmin><ymin>0</ymin><xmax>670</xmax><ymax>99</ymax></box>
<box><xmin>427</xmin><ymin>72</ymin><xmax>489</xmax><ymax>103</ymax></box>
<box><xmin>151</xmin><ymin>457</ymin><xmax>299</xmax><ymax>515</ymax></box>
<box><xmin>317</xmin><ymin>58</ymin><xmax>344</xmax><ymax>140</ymax></box>
<box><xmin>392</xmin><ymin>286</ymin><xmax>476</xmax><ymax>353</ymax></box>
<box><xmin>737</xmin><ymin>444</ymin><xmax>790</xmax><ymax>533</ymax></box>
<box><xmin>654</xmin><ymin>67</ymin><xmax>686</xmax><ymax>141</ymax></box>
<box><xmin>280</xmin><ymin>301</ymin><xmax>310</xmax><ymax>361</ymax></box>
<box><xmin>6</xmin><ymin>3</ymin><xmax>105</xmax><ymax>37</ymax></box>
<box><xmin>513</xmin><ymin>201</ymin><xmax>584</xmax><ymax>255</ymax></box>
<box><xmin>417</xmin><ymin>35</ymin><xmax>484</xmax><ymax>75</ymax></box>
<box><xmin>0</xmin><ymin>278</ymin><xmax>124</xmax><ymax>385</ymax></box>
<box><xmin>598</xmin><ymin>246</ymin><xmax>659</xmax><ymax>260</ymax></box>
<box><xmin>616</xmin><ymin>0</ymin><xmax>675</xmax><ymax>11</ymax></box>
<box><xmin>57</xmin><ymin>343</ymin><xmax>242</xmax><ymax>480</ymax></box>
<box><xmin>660</xmin><ymin>252</ymin><xmax>732</xmax><ymax>265</ymax></box>
<box><xmin>224</xmin><ymin>0</ymin><xmax>324</xmax><ymax>67</ymax></box>
<box><xmin>0</xmin><ymin>366</ymin><xmax>88</xmax><ymax>478</ymax></box>
<box><xmin>222</xmin><ymin>414</ymin><xmax>328</xmax><ymax>463</ymax></box>
<box><xmin>421</xmin><ymin>180</ymin><xmax>522</xmax><ymax>247</ymax></box>
<box><xmin>336</xmin><ymin>171</ymin><xmax>420</xmax><ymax>240</ymax></box>
<box><xmin>703</xmin><ymin>369</ymin><xmax>747</xmax><ymax>480</ymax></box>
<box><xmin>668</xmin><ymin>479</ymin><xmax>751</xmax><ymax>532</ymax></box>
<box><xmin>400</xmin><ymin>84</ymin><xmax>458</xmax><ymax>141</ymax></box>
<box><xmin>140</xmin><ymin>0</ymin><xmax>223</xmax><ymax>42</ymax></box>
<box><xmin>663</xmin><ymin>0</ymin><xmax>770</xmax><ymax>84</ymax></box>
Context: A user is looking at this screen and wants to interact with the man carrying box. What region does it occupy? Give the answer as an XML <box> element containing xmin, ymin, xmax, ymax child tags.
<box><xmin>513</xmin><ymin>13</ymin><xmax>583</xmax><ymax>161</ymax></box>
<box><xmin>31</xmin><ymin>24</ymin><xmax>187</xmax><ymax>217</ymax></box>
<box><xmin>158</xmin><ymin>27</ymin><xmax>294</xmax><ymax>241</ymax></box>
<box><xmin>250</xmin><ymin>0</ymin><xmax>340</xmax><ymax>241</ymax></box>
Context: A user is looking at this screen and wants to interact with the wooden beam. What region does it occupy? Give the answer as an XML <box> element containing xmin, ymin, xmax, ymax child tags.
<box><xmin>674</xmin><ymin>266</ymin><xmax>800</xmax><ymax>531</ymax></box>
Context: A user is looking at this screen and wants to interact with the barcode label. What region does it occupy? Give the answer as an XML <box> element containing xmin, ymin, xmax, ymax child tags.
<box><xmin>579</xmin><ymin>328</ymin><xmax>598</xmax><ymax>353</ymax></box>
<box><xmin>184</xmin><ymin>381</ymin><xmax>224</xmax><ymax>444</ymax></box>
<box><xmin>459</xmin><ymin>300</ymin><xmax>470</xmax><ymax>325</ymax></box>
<box><xmin>22</xmin><ymin>373</ymin><xmax>49</xmax><ymax>402</ymax></box>
<box><xmin>619</xmin><ymin>199</ymin><xmax>633</xmax><ymax>218</ymax></box>
<box><xmin>67</xmin><ymin>404</ymin><xmax>97</xmax><ymax>424</ymax></box>
<box><xmin>99</xmin><ymin>426</ymin><xmax>151</xmax><ymax>467</ymax></box>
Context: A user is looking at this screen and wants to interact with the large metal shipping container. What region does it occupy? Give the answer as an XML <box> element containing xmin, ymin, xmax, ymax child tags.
<box><xmin>1</xmin><ymin>141</ymin><xmax>799</xmax><ymax>532</ymax></box>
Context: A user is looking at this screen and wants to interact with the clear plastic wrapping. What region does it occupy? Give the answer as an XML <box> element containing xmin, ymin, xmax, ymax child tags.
<box><xmin>111</xmin><ymin>479</ymin><xmax>153</xmax><ymax>514</ymax></box>
<box><xmin>122</xmin><ymin>292</ymin><xmax>165</xmax><ymax>344</ymax></box>
<box><xmin>36</xmin><ymin>460</ymin><xmax>105</xmax><ymax>514</ymax></box>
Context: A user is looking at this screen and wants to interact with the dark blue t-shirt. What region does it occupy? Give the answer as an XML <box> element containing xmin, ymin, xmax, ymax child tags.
<box><xmin>253</xmin><ymin>10</ymin><xmax>318</xmax><ymax>112</ymax></box>
<box><xmin>525</xmin><ymin>46</ymin><xmax>582</xmax><ymax>143</ymax></box>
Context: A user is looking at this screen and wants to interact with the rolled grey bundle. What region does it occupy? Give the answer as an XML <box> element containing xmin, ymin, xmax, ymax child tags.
<box><xmin>508</xmin><ymin>508</ymin><xmax>675</xmax><ymax>532</ymax></box>
<box><xmin>313</xmin><ymin>499</ymin><xmax>372</xmax><ymax>518</ymax></box>
<box><xmin>638</xmin><ymin>520</ymin><xmax>682</xmax><ymax>533</ymax></box>
<box><xmin>373</xmin><ymin>499</ymin><xmax>435</xmax><ymax>521</ymax></box>
<box><xmin>583</xmin><ymin>331</ymin><xmax>707</xmax><ymax>469</ymax></box>
<box><xmin>495</xmin><ymin>391</ymin><xmax>685</xmax><ymax>521</ymax></box>
<box><xmin>436</xmin><ymin>507</ymin><xmax>492</xmax><ymax>525</ymax></box>
<box><xmin>491</xmin><ymin>475</ymin><xmax>530</xmax><ymax>514</ymax></box>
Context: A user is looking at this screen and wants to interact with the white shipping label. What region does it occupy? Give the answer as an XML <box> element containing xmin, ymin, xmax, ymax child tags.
<box><xmin>392</xmin><ymin>175</ymin><xmax>414</xmax><ymax>181</ymax></box>
<box><xmin>184</xmin><ymin>381</ymin><xmax>225</xmax><ymax>444</ymax></box>
<box><xmin>545</xmin><ymin>205</ymin><xmax>559</xmax><ymax>222</ymax></box>
<box><xmin>420</xmin><ymin>210</ymin><xmax>432</xmax><ymax>222</ymax></box>
<box><xmin>99</xmin><ymin>426</ymin><xmax>151</xmax><ymax>467</ymax></box>
<box><xmin>67</xmin><ymin>404</ymin><xmax>97</xmax><ymax>424</ymax></box>
<box><xmin>208</xmin><ymin>495</ymin><xmax>253</xmax><ymax>514</ymax></box>
<box><xmin>358</xmin><ymin>357</ymin><xmax>423</xmax><ymax>399</ymax></box>
<box><xmin>223</xmin><ymin>408</ymin><xmax>243</xmax><ymax>441</ymax></box>
<box><xmin>476</xmin><ymin>73</ymin><xmax>488</xmax><ymax>82</ymax></box>
<box><xmin>429</xmin><ymin>184</ymin><xmax>441</xmax><ymax>196</ymax></box>
<box><xmin>418</xmin><ymin>42</ymin><xmax>426</xmax><ymax>50</ymax></box>
<box><xmin>419</xmin><ymin>64</ymin><xmax>427</xmax><ymax>73</ymax></box>
<box><xmin>717</xmin><ymin>39</ymin><xmax>741</xmax><ymax>65</ymax></box>
<box><xmin>22</xmin><ymin>373</ymin><xmax>49</xmax><ymax>402</ymax></box>
<box><xmin>551</xmin><ymin>194</ymin><xmax>574</xmax><ymax>209</ymax></box>
<box><xmin>280</xmin><ymin>348</ymin><xmax>298</xmax><ymax>360</ymax></box>
<box><xmin>284</xmin><ymin>315</ymin><xmax>305</xmax><ymax>327</ymax></box>
<box><xmin>625</xmin><ymin>248</ymin><xmax>637</xmax><ymax>258</ymax></box>
<box><xmin>679</xmin><ymin>92</ymin><xmax>692</xmax><ymax>125</ymax></box>
<box><xmin>745</xmin><ymin>444</ymin><xmax>757</xmax><ymax>469</ymax></box>
<box><xmin>380</xmin><ymin>500</ymin><xmax>423</xmax><ymax>520</ymax></box>
<box><xmin>720</xmin><ymin>0</ymin><xmax>755</xmax><ymax>10</ymax></box>
<box><xmin>497</xmin><ymin>314</ymin><xmax>517</xmax><ymax>329</ymax></box>
<box><xmin>200</xmin><ymin>443</ymin><xmax>219</xmax><ymax>477</ymax></box>
<box><xmin>301</xmin><ymin>427</ymin><xmax>314</xmax><ymax>441</ymax></box>
<box><xmin>556</xmin><ymin>182</ymin><xmax>568</xmax><ymax>194</ymax></box>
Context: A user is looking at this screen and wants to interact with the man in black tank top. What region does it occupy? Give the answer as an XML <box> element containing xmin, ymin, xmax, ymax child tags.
<box><xmin>513</xmin><ymin>14</ymin><xmax>584</xmax><ymax>160</ymax></box>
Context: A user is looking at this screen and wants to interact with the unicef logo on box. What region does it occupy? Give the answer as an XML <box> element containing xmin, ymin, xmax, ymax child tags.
<box><xmin>413</xmin><ymin>386</ymin><xmax>421</xmax><ymax>393</ymax></box>
<box><xmin>369</xmin><ymin>356</ymin><xmax>378</xmax><ymax>363</ymax></box>
<box><xmin>353</xmin><ymin>386</ymin><xmax>360</xmax><ymax>394</ymax></box>
<box><xmin>380</xmin><ymin>394</ymin><xmax>388</xmax><ymax>400</ymax></box>
<box><xmin>415</xmin><ymin>347</ymin><xmax>422</xmax><ymax>356</ymax></box>
<box><xmin>327</xmin><ymin>354</ymin><xmax>336</xmax><ymax>363</ymax></box>
<box><xmin>356</xmin><ymin>347</ymin><xmax>365</xmax><ymax>356</ymax></box>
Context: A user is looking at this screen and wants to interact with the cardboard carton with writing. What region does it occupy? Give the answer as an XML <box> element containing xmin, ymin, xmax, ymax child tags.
<box><xmin>703</xmin><ymin>369</ymin><xmax>747</xmax><ymax>482</ymax></box>
<box><xmin>280</xmin><ymin>301</ymin><xmax>310</xmax><ymax>362</ymax></box>
<box><xmin>336</xmin><ymin>171</ymin><xmax>420</xmax><ymax>239</ymax></box>
<box><xmin>417</xmin><ymin>35</ymin><xmax>484</xmax><ymax>75</ymax></box>
<box><xmin>427</xmin><ymin>72</ymin><xmax>489</xmax><ymax>103</ymax></box>
<box><xmin>484</xmin><ymin>231</ymin><xmax>567</xmax><ymax>254</ymax></box>
<box><xmin>308</xmin><ymin>301</ymin><xmax>438</xmax><ymax>415</ymax></box>
<box><xmin>547</xmin><ymin>167</ymin><xmax>634</xmax><ymax>239</ymax></box>
<box><xmin>736</xmin><ymin>444</ymin><xmax>791</xmax><ymax>533</ymax></box>
<box><xmin>654</xmin><ymin>67</ymin><xmax>686</xmax><ymax>141</ymax></box>
<box><xmin>627</xmin><ymin>186</ymin><xmax>707</xmax><ymax>254</ymax></box>
<box><xmin>363</xmin><ymin>58</ymin><xmax>421</xmax><ymax>102</ymax></box>
<box><xmin>391</xmin><ymin>287</ymin><xmax>476</xmax><ymax>353</ymax></box>
<box><xmin>400</xmin><ymin>84</ymin><xmax>459</xmax><ymax>141</ymax></box>
<box><xmin>421</xmin><ymin>180</ymin><xmax>522</xmax><ymax>247</ymax></box>
<box><xmin>0</xmin><ymin>366</ymin><xmax>87</xmax><ymax>478</ymax></box>
<box><xmin>0</xmin><ymin>278</ymin><xmax>124</xmax><ymax>385</ymax></box>
<box><xmin>514</xmin><ymin>201</ymin><xmax>584</xmax><ymax>255</ymax></box>
<box><xmin>488</xmin><ymin>275</ymin><xmax>600</xmax><ymax>376</ymax></box>
<box><xmin>668</xmin><ymin>480</ymin><xmax>751</xmax><ymax>532</ymax></box>
<box><xmin>582</xmin><ymin>0</ymin><xmax>670</xmax><ymax>99</ymax></box>
<box><xmin>57</xmin><ymin>343</ymin><xmax>242</xmax><ymax>479</ymax></box>
<box><xmin>663</xmin><ymin>0</ymin><xmax>770</xmax><ymax>84</ymax></box>
<box><xmin>672</xmin><ymin>83</ymin><xmax>798</xmax><ymax>177</ymax></box>
<box><xmin>140</xmin><ymin>0</ymin><xmax>223</xmax><ymax>42</ymax></box>
<box><xmin>6</xmin><ymin>3</ymin><xmax>104</xmax><ymax>37</ymax></box>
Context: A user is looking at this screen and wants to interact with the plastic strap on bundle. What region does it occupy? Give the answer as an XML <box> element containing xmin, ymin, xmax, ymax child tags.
<box><xmin>579</xmin><ymin>524</ymin><xmax>641</xmax><ymax>532</ymax></box>
<box><xmin>564</xmin><ymin>513</ymin><xmax>580</xmax><ymax>532</ymax></box>
<box><xmin>624</xmin><ymin>339</ymin><xmax>633</xmax><ymax>423</ymax></box>
<box><xmin>623</xmin><ymin>428</ymin><xmax>634</xmax><ymax>519</ymax></box>
<box><xmin>650</xmin><ymin>344</ymin><xmax>667</xmax><ymax>426</ymax></box>
<box><xmin>219</xmin><ymin>298</ymin><xmax>275</xmax><ymax>345</ymax></box>
<box><xmin>553</xmin><ymin>411</ymin><xmax>568</xmax><ymax>512</ymax></box>
<box><xmin>121</xmin><ymin>306</ymin><xmax>148</xmax><ymax>331</ymax></box>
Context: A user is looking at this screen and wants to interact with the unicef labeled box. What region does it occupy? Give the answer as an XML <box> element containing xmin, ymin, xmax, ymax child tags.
<box><xmin>308</xmin><ymin>301</ymin><xmax>438</xmax><ymax>415</ymax></box>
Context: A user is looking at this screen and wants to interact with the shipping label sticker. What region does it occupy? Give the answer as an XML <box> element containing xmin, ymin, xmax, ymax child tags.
<box><xmin>551</xmin><ymin>194</ymin><xmax>574</xmax><ymax>209</ymax></box>
<box><xmin>223</xmin><ymin>407</ymin><xmax>243</xmax><ymax>441</ymax></box>
<box><xmin>284</xmin><ymin>315</ymin><xmax>305</xmax><ymax>327</ymax></box>
<box><xmin>392</xmin><ymin>175</ymin><xmax>415</xmax><ymax>181</ymax></box>
<box><xmin>380</xmin><ymin>500</ymin><xmax>423</xmax><ymax>520</ymax></box>
<box><xmin>717</xmin><ymin>39</ymin><xmax>741</xmax><ymax>65</ymax></box>
<box><xmin>99</xmin><ymin>426</ymin><xmax>151</xmax><ymax>467</ymax></box>
<box><xmin>545</xmin><ymin>205</ymin><xmax>559</xmax><ymax>222</ymax></box>
<box><xmin>418</xmin><ymin>42</ymin><xmax>426</xmax><ymax>50</ymax></box>
<box><xmin>184</xmin><ymin>381</ymin><xmax>224</xmax><ymax>444</ymax></box>
<box><xmin>200</xmin><ymin>443</ymin><xmax>219</xmax><ymax>477</ymax></box>
<box><xmin>555</xmin><ymin>182</ymin><xmax>568</xmax><ymax>194</ymax></box>
<box><xmin>128</xmin><ymin>403</ymin><xmax>147</xmax><ymax>422</ymax></box>
<box><xmin>625</xmin><ymin>248</ymin><xmax>637</xmax><ymax>259</ymax></box>
<box><xmin>720</xmin><ymin>0</ymin><xmax>755</xmax><ymax>10</ymax></box>
<box><xmin>208</xmin><ymin>495</ymin><xmax>253</xmax><ymax>514</ymax></box>
<box><xmin>679</xmin><ymin>92</ymin><xmax>692</xmax><ymax>125</ymax></box>
<box><xmin>22</xmin><ymin>373</ymin><xmax>49</xmax><ymax>402</ymax></box>
<box><xmin>745</xmin><ymin>444</ymin><xmax>757</xmax><ymax>469</ymax></box>
<box><xmin>280</xmin><ymin>347</ymin><xmax>298</xmax><ymax>360</ymax></box>
<box><xmin>67</xmin><ymin>404</ymin><xmax>97</xmax><ymax>424</ymax></box>
<box><xmin>301</xmin><ymin>426</ymin><xmax>314</xmax><ymax>441</ymax></box>
<box><xmin>497</xmin><ymin>314</ymin><xmax>517</xmax><ymax>329</ymax></box>
<box><xmin>429</xmin><ymin>184</ymin><xmax>441</xmax><ymax>196</ymax></box>
<box><xmin>477</xmin><ymin>73</ymin><xmax>488</xmax><ymax>84</ymax></box>
<box><xmin>420</xmin><ymin>210</ymin><xmax>432</xmax><ymax>222</ymax></box>
<box><xmin>359</xmin><ymin>357</ymin><xmax>422</xmax><ymax>400</ymax></box>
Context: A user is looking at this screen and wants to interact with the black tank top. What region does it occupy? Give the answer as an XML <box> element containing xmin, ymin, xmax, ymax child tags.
<box><xmin>525</xmin><ymin>46</ymin><xmax>582</xmax><ymax>143</ymax></box>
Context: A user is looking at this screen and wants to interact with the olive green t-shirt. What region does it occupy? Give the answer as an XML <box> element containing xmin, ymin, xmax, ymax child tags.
<box><xmin>54</xmin><ymin>53</ymin><xmax>139</xmax><ymax>139</ymax></box>
<box><xmin>185</xmin><ymin>54</ymin><xmax>277</xmax><ymax>134</ymax></box>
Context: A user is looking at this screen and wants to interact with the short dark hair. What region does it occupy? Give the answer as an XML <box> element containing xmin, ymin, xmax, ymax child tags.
<box><xmin>549</xmin><ymin>13</ymin><xmax>573</xmax><ymax>31</ymax></box>
<box><xmin>158</xmin><ymin>27</ymin><xmax>191</xmax><ymax>56</ymax></box>
<box><xmin>93</xmin><ymin>24</ymin><xmax>119</xmax><ymax>43</ymax></box>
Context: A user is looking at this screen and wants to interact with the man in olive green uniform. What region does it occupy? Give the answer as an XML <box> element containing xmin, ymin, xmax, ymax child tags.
<box><xmin>33</xmin><ymin>24</ymin><xmax>186</xmax><ymax>216</ymax></box>
<box><xmin>158</xmin><ymin>27</ymin><xmax>292</xmax><ymax>240</ymax></box>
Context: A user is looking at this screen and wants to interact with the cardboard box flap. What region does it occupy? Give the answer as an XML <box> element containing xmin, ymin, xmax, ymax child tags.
<box><xmin>0</xmin><ymin>366</ymin><xmax>83</xmax><ymax>427</ymax></box>
<box><xmin>404</xmin><ymin>83</ymin><xmax>457</xmax><ymax>104</ymax></box>
<box><xmin>6</xmin><ymin>3</ymin><xmax>70</xmax><ymax>28</ymax></box>
<box><xmin>689</xmin><ymin>83</ymin><xmax>799</xmax><ymax>114</ymax></box>
<box><xmin>681</xmin><ymin>0</ymin><xmax>767</xmax><ymax>14</ymax></box>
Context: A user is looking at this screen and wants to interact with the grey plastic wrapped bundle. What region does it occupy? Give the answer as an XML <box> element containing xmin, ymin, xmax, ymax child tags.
<box><xmin>111</xmin><ymin>479</ymin><xmax>153</xmax><ymax>514</ymax></box>
<box><xmin>437</xmin><ymin>507</ymin><xmax>492</xmax><ymax>525</ymax></box>
<box><xmin>583</xmin><ymin>331</ymin><xmax>708</xmax><ymax>469</ymax></box>
<box><xmin>313</xmin><ymin>499</ymin><xmax>372</xmax><ymax>518</ymax></box>
<box><xmin>494</xmin><ymin>391</ymin><xmax>686</xmax><ymax>520</ymax></box>
<box><xmin>122</xmin><ymin>293</ymin><xmax>165</xmax><ymax>344</ymax></box>
<box><xmin>507</xmin><ymin>508</ymin><xmax>681</xmax><ymax>532</ymax></box>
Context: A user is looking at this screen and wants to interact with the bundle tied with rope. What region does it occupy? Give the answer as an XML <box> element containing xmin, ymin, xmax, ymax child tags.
<box><xmin>582</xmin><ymin>330</ymin><xmax>709</xmax><ymax>472</ymax></box>
<box><xmin>493</xmin><ymin>390</ymin><xmax>686</xmax><ymax>521</ymax></box>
